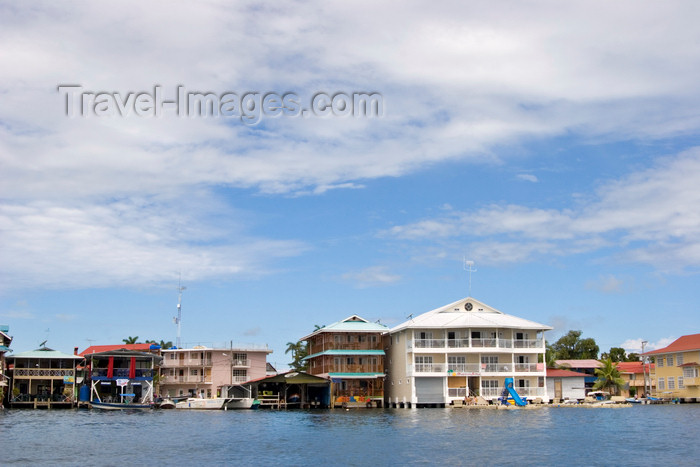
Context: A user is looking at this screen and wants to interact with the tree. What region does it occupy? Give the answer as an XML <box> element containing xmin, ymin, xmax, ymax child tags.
<box><xmin>285</xmin><ymin>341</ymin><xmax>308</xmax><ymax>371</ymax></box>
<box><xmin>549</xmin><ymin>330</ymin><xmax>599</xmax><ymax>360</ymax></box>
<box><xmin>600</xmin><ymin>347</ymin><xmax>627</xmax><ymax>362</ymax></box>
<box><xmin>593</xmin><ymin>358</ymin><xmax>626</xmax><ymax>395</ymax></box>
<box><xmin>122</xmin><ymin>336</ymin><xmax>139</xmax><ymax>344</ymax></box>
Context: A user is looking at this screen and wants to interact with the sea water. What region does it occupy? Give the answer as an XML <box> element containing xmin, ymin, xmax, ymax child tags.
<box><xmin>1</xmin><ymin>405</ymin><xmax>699</xmax><ymax>465</ymax></box>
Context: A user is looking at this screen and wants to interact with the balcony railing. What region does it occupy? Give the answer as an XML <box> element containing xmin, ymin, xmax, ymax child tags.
<box><xmin>415</xmin><ymin>363</ymin><xmax>544</xmax><ymax>375</ymax></box>
<box><xmin>412</xmin><ymin>338</ymin><xmax>543</xmax><ymax>350</ymax></box>
<box><xmin>316</xmin><ymin>364</ymin><xmax>384</xmax><ymax>374</ymax></box>
<box><xmin>92</xmin><ymin>368</ymin><xmax>153</xmax><ymax>378</ymax></box>
<box><xmin>479</xmin><ymin>386</ymin><xmax>545</xmax><ymax>399</ymax></box>
<box><xmin>448</xmin><ymin>387</ymin><xmax>467</xmax><ymax>398</ymax></box>
<box><xmin>231</xmin><ymin>359</ymin><xmax>250</xmax><ymax>368</ymax></box>
<box><xmin>160</xmin><ymin>374</ymin><xmax>209</xmax><ymax>384</ymax></box>
<box><xmin>308</xmin><ymin>342</ymin><xmax>383</xmax><ymax>354</ymax></box>
<box><xmin>684</xmin><ymin>377</ymin><xmax>699</xmax><ymax>386</ymax></box>
<box><xmin>161</xmin><ymin>358</ymin><xmax>212</xmax><ymax>368</ymax></box>
<box><xmin>12</xmin><ymin>368</ymin><xmax>74</xmax><ymax>378</ymax></box>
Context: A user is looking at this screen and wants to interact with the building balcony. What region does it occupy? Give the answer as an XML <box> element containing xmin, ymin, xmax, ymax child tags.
<box><xmin>315</xmin><ymin>364</ymin><xmax>384</xmax><ymax>374</ymax></box>
<box><xmin>161</xmin><ymin>358</ymin><xmax>213</xmax><ymax>368</ymax></box>
<box><xmin>231</xmin><ymin>359</ymin><xmax>250</xmax><ymax>368</ymax></box>
<box><xmin>308</xmin><ymin>342</ymin><xmax>383</xmax><ymax>354</ymax></box>
<box><xmin>478</xmin><ymin>387</ymin><xmax>545</xmax><ymax>399</ymax></box>
<box><xmin>684</xmin><ymin>377</ymin><xmax>699</xmax><ymax>386</ymax></box>
<box><xmin>160</xmin><ymin>374</ymin><xmax>211</xmax><ymax>384</ymax></box>
<box><xmin>92</xmin><ymin>368</ymin><xmax>153</xmax><ymax>379</ymax></box>
<box><xmin>11</xmin><ymin>368</ymin><xmax>75</xmax><ymax>379</ymax></box>
<box><xmin>411</xmin><ymin>338</ymin><xmax>543</xmax><ymax>351</ymax></box>
<box><xmin>412</xmin><ymin>362</ymin><xmax>545</xmax><ymax>376</ymax></box>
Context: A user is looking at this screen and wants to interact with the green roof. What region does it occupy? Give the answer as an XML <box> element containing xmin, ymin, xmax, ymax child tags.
<box><xmin>303</xmin><ymin>349</ymin><xmax>385</xmax><ymax>360</ymax></box>
<box><xmin>8</xmin><ymin>347</ymin><xmax>83</xmax><ymax>360</ymax></box>
<box><xmin>301</xmin><ymin>315</ymin><xmax>388</xmax><ymax>340</ymax></box>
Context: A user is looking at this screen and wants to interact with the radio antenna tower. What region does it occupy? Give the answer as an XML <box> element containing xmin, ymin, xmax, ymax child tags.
<box><xmin>463</xmin><ymin>258</ymin><xmax>476</xmax><ymax>296</ymax></box>
<box><xmin>174</xmin><ymin>275</ymin><xmax>186</xmax><ymax>348</ymax></box>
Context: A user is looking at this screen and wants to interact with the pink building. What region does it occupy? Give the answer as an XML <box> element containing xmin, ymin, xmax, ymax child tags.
<box><xmin>159</xmin><ymin>345</ymin><xmax>272</xmax><ymax>399</ymax></box>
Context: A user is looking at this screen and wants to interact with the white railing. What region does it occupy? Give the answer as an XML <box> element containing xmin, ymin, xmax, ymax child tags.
<box><xmin>482</xmin><ymin>363</ymin><xmax>512</xmax><ymax>373</ymax></box>
<box><xmin>161</xmin><ymin>358</ymin><xmax>212</xmax><ymax>368</ymax></box>
<box><xmin>481</xmin><ymin>387</ymin><xmax>501</xmax><ymax>398</ymax></box>
<box><xmin>515</xmin><ymin>363</ymin><xmax>541</xmax><ymax>372</ymax></box>
<box><xmin>447</xmin><ymin>363</ymin><xmax>481</xmax><ymax>373</ymax></box>
<box><xmin>448</xmin><ymin>387</ymin><xmax>467</xmax><ymax>398</ymax></box>
<box><xmin>231</xmin><ymin>359</ymin><xmax>251</xmax><ymax>368</ymax></box>
<box><xmin>232</xmin><ymin>375</ymin><xmax>248</xmax><ymax>383</ymax></box>
<box><xmin>160</xmin><ymin>375</ymin><xmax>209</xmax><ymax>383</ymax></box>
<box><xmin>412</xmin><ymin>363</ymin><xmax>446</xmax><ymax>373</ymax></box>
<box><xmin>513</xmin><ymin>339</ymin><xmax>543</xmax><ymax>349</ymax></box>
<box><xmin>414</xmin><ymin>338</ymin><xmax>542</xmax><ymax>350</ymax></box>
<box><xmin>414</xmin><ymin>339</ymin><xmax>446</xmax><ymax>349</ymax></box>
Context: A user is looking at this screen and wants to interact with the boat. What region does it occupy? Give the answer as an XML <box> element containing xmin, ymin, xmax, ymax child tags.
<box><xmin>90</xmin><ymin>400</ymin><xmax>151</xmax><ymax>411</ymax></box>
<box><xmin>224</xmin><ymin>397</ymin><xmax>256</xmax><ymax>410</ymax></box>
<box><xmin>175</xmin><ymin>397</ymin><xmax>230</xmax><ymax>410</ymax></box>
<box><xmin>157</xmin><ymin>398</ymin><xmax>176</xmax><ymax>409</ymax></box>
<box><xmin>625</xmin><ymin>397</ymin><xmax>642</xmax><ymax>404</ymax></box>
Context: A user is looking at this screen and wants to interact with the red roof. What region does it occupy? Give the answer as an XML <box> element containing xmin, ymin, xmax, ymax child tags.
<box><xmin>644</xmin><ymin>334</ymin><xmax>700</xmax><ymax>355</ymax></box>
<box><xmin>79</xmin><ymin>343</ymin><xmax>156</xmax><ymax>356</ymax></box>
<box><xmin>547</xmin><ymin>368</ymin><xmax>588</xmax><ymax>378</ymax></box>
<box><xmin>615</xmin><ymin>361</ymin><xmax>655</xmax><ymax>374</ymax></box>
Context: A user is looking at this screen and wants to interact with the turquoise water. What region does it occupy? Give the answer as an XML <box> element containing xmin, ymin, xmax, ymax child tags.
<box><xmin>2</xmin><ymin>405</ymin><xmax>698</xmax><ymax>465</ymax></box>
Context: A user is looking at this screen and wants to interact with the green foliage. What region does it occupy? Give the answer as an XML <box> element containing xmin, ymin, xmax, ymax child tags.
<box><xmin>600</xmin><ymin>347</ymin><xmax>641</xmax><ymax>362</ymax></box>
<box><xmin>285</xmin><ymin>340</ymin><xmax>308</xmax><ymax>371</ymax></box>
<box><xmin>549</xmin><ymin>330</ymin><xmax>599</xmax><ymax>360</ymax></box>
<box><xmin>122</xmin><ymin>336</ymin><xmax>139</xmax><ymax>344</ymax></box>
<box><xmin>593</xmin><ymin>358</ymin><xmax>626</xmax><ymax>395</ymax></box>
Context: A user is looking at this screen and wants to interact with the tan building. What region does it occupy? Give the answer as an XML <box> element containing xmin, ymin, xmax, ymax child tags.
<box><xmin>159</xmin><ymin>345</ymin><xmax>271</xmax><ymax>399</ymax></box>
<box><xmin>385</xmin><ymin>297</ymin><xmax>551</xmax><ymax>407</ymax></box>
<box><xmin>616</xmin><ymin>361</ymin><xmax>655</xmax><ymax>398</ymax></box>
<box><xmin>644</xmin><ymin>333</ymin><xmax>700</xmax><ymax>402</ymax></box>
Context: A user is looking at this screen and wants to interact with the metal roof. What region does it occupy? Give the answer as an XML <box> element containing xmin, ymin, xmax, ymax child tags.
<box><xmin>555</xmin><ymin>359</ymin><xmax>602</xmax><ymax>369</ymax></box>
<box><xmin>301</xmin><ymin>315</ymin><xmax>388</xmax><ymax>340</ymax></box>
<box><xmin>7</xmin><ymin>347</ymin><xmax>83</xmax><ymax>360</ymax></box>
<box><xmin>643</xmin><ymin>333</ymin><xmax>700</xmax><ymax>355</ymax></box>
<box><xmin>328</xmin><ymin>372</ymin><xmax>385</xmax><ymax>379</ymax></box>
<box><xmin>390</xmin><ymin>297</ymin><xmax>552</xmax><ymax>333</ymax></box>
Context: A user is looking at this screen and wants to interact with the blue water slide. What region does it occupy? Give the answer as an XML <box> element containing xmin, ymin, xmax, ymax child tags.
<box><xmin>504</xmin><ymin>377</ymin><xmax>527</xmax><ymax>406</ymax></box>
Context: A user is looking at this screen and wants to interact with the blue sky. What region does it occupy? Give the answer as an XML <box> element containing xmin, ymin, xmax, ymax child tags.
<box><xmin>2</xmin><ymin>1</ymin><xmax>700</xmax><ymax>368</ymax></box>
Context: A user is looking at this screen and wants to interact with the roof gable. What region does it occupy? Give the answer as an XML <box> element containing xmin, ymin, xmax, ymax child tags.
<box><xmin>301</xmin><ymin>314</ymin><xmax>388</xmax><ymax>340</ymax></box>
<box><xmin>644</xmin><ymin>334</ymin><xmax>700</xmax><ymax>355</ymax></box>
<box><xmin>390</xmin><ymin>296</ymin><xmax>552</xmax><ymax>332</ymax></box>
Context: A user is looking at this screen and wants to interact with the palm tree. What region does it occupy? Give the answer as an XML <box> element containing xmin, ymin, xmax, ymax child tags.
<box><xmin>593</xmin><ymin>358</ymin><xmax>626</xmax><ymax>395</ymax></box>
<box><xmin>285</xmin><ymin>341</ymin><xmax>308</xmax><ymax>371</ymax></box>
<box><xmin>122</xmin><ymin>336</ymin><xmax>139</xmax><ymax>344</ymax></box>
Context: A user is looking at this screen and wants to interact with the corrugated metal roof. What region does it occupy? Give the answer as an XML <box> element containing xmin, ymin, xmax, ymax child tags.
<box><xmin>643</xmin><ymin>334</ymin><xmax>700</xmax><ymax>355</ymax></box>
<box><xmin>301</xmin><ymin>315</ymin><xmax>388</xmax><ymax>340</ymax></box>
<box><xmin>390</xmin><ymin>297</ymin><xmax>552</xmax><ymax>332</ymax></box>
<box><xmin>547</xmin><ymin>368</ymin><xmax>588</xmax><ymax>378</ymax></box>
<box><xmin>328</xmin><ymin>372</ymin><xmax>385</xmax><ymax>379</ymax></box>
<box><xmin>80</xmin><ymin>343</ymin><xmax>157</xmax><ymax>356</ymax></box>
<box><xmin>8</xmin><ymin>347</ymin><xmax>83</xmax><ymax>360</ymax></box>
<box><xmin>555</xmin><ymin>359</ymin><xmax>602</xmax><ymax>369</ymax></box>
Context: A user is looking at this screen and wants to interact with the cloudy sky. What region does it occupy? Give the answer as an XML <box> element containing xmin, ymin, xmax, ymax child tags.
<box><xmin>1</xmin><ymin>1</ymin><xmax>699</xmax><ymax>365</ymax></box>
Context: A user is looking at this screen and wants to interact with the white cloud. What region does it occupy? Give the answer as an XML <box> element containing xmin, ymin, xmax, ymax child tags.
<box><xmin>387</xmin><ymin>148</ymin><xmax>700</xmax><ymax>270</ymax></box>
<box><xmin>621</xmin><ymin>337</ymin><xmax>676</xmax><ymax>353</ymax></box>
<box><xmin>586</xmin><ymin>274</ymin><xmax>624</xmax><ymax>294</ymax></box>
<box><xmin>342</xmin><ymin>266</ymin><xmax>401</xmax><ymax>288</ymax></box>
<box><xmin>517</xmin><ymin>174</ymin><xmax>538</xmax><ymax>183</ymax></box>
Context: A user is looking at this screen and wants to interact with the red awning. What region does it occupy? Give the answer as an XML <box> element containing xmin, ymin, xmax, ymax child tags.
<box><xmin>107</xmin><ymin>356</ymin><xmax>114</xmax><ymax>378</ymax></box>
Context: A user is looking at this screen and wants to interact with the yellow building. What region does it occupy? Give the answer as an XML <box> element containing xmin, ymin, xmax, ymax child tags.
<box><xmin>644</xmin><ymin>333</ymin><xmax>700</xmax><ymax>402</ymax></box>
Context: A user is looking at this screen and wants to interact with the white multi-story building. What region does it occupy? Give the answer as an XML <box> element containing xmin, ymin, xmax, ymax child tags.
<box><xmin>385</xmin><ymin>297</ymin><xmax>551</xmax><ymax>407</ymax></box>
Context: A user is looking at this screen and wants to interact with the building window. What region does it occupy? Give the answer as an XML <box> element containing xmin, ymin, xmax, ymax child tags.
<box><xmin>668</xmin><ymin>377</ymin><xmax>675</xmax><ymax>390</ymax></box>
<box><xmin>169</xmin><ymin>353</ymin><xmax>176</xmax><ymax>360</ymax></box>
<box><xmin>334</xmin><ymin>335</ymin><xmax>342</xmax><ymax>344</ymax></box>
<box><xmin>370</xmin><ymin>335</ymin><xmax>377</xmax><ymax>343</ymax></box>
<box><xmin>346</xmin><ymin>357</ymin><xmax>355</xmax><ymax>365</ymax></box>
<box><xmin>233</xmin><ymin>353</ymin><xmax>247</xmax><ymax>361</ymax></box>
<box><xmin>190</xmin><ymin>369</ymin><xmax>198</xmax><ymax>376</ymax></box>
<box><xmin>677</xmin><ymin>354</ymin><xmax>684</xmax><ymax>366</ymax></box>
<box><xmin>657</xmin><ymin>356</ymin><xmax>664</xmax><ymax>367</ymax></box>
<box><xmin>358</xmin><ymin>335</ymin><xmax>366</xmax><ymax>343</ymax></box>
<box><xmin>678</xmin><ymin>377</ymin><xmax>684</xmax><ymax>389</ymax></box>
<box><xmin>683</xmin><ymin>367</ymin><xmax>699</xmax><ymax>378</ymax></box>
<box><xmin>667</xmin><ymin>355</ymin><xmax>674</xmax><ymax>366</ymax></box>
<box><xmin>630</xmin><ymin>373</ymin><xmax>636</xmax><ymax>381</ymax></box>
<box><xmin>233</xmin><ymin>369</ymin><xmax>247</xmax><ymax>380</ymax></box>
<box><xmin>658</xmin><ymin>378</ymin><xmax>665</xmax><ymax>390</ymax></box>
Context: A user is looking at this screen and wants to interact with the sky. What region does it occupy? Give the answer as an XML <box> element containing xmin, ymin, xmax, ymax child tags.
<box><xmin>1</xmin><ymin>1</ymin><xmax>699</xmax><ymax>369</ymax></box>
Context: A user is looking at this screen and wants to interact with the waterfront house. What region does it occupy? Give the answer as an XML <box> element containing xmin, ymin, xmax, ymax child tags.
<box><xmin>643</xmin><ymin>333</ymin><xmax>700</xmax><ymax>402</ymax></box>
<box><xmin>7</xmin><ymin>346</ymin><xmax>83</xmax><ymax>408</ymax></box>
<box><xmin>546</xmin><ymin>368</ymin><xmax>587</xmax><ymax>402</ymax></box>
<box><xmin>83</xmin><ymin>348</ymin><xmax>161</xmax><ymax>405</ymax></box>
<box><xmin>247</xmin><ymin>370</ymin><xmax>331</xmax><ymax>409</ymax></box>
<box><xmin>555</xmin><ymin>359</ymin><xmax>601</xmax><ymax>394</ymax></box>
<box><xmin>301</xmin><ymin>315</ymin><xmax>388</xmax><ymax>408</ymax></box>
<box><xmin>0</xmin><ymin>325</ymin><xmax>12</xmax><ymax>404</ymax></box>
<box><xmin>158</xmin><ymin>344</ymin><xmax>271</xmax><ymax>399</ymax></box>
<box><xmin>616</xmin><ymin>361</ymin><xmax>655</xmax><ymax>398</ymax></box>
<box><xmin>385</xmin><ymin>297</ymin><xmax>551</xmax><ymax>407</ymax></box>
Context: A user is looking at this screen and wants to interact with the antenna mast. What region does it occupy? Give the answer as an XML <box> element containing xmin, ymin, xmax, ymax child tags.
<box><xmin>174</xmin><ymin>275</ymin><xmax>186</xmax><ymax>348</ymax></box>
<box><xmin>463</xmin><ymin>258</ymin><xmax>476</xmax><ymax>296</ymax></box>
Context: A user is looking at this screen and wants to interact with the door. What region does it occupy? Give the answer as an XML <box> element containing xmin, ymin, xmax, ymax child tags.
<box><xmin>415</xmin><ymin>377</ymin><xmax>445</xmax><ymax>404</ymax></box>
<box><xmin>554</xmin><ymin>380</ymin><xmax>562</xmax><ymax>400</ymax></box>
